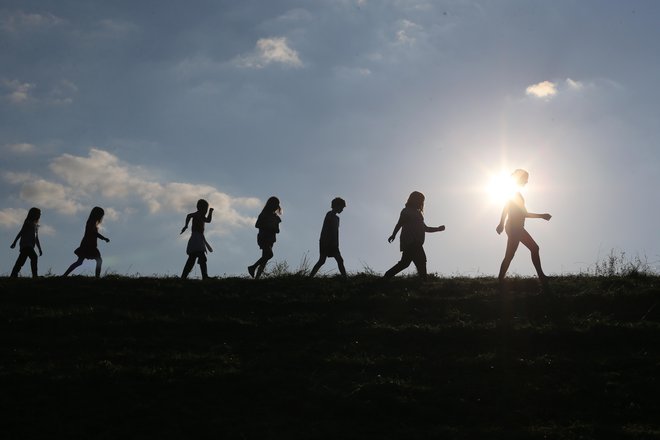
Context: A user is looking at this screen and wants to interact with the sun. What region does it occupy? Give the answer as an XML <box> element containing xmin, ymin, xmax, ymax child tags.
<box><xmin>485</xmin><ymin>172</ymin><xmax>517</xmax><ymax>204</ymax></box>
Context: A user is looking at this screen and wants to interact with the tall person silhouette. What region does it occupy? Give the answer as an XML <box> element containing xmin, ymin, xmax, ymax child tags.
<box><xmin>62</xmin><ymin>206</ymin><xmax>110</xmax><ymax>278</ymax></box>
<box><xmin>180</xmin><ymin>199</ymin><xmax>214</xmax><ymax>279</ymax></box>
<box><xmin>496</xmin><ymin>169</ymin><xmax>551</xmax><ymax>285</ymax></box>
<box><xmin>384</xmin><ymin>191</ymin><xmax>445</xmax><ymax>279</ymax></box>
<box><xmin>248</xmin><ymin>196</ymin><xmax>281</xmax><ymax>279</ymax></box>
<box><xmin>10</xmin><ymin>207</ymin><xmax>43</xmax><ymax>278</ymax></box>
<box><xmin>309</xmin><ymin>197</ymin><xmax>347</xmax><ymax>278</ymax></box>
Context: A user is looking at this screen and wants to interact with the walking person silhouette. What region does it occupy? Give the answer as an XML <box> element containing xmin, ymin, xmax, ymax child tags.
<box><xmin>309</xmin><ymin>197</ymin><xmax>347</xmax><ymax>278</ymax></box>
<box><xmin>62</xmin><ymin>206</ymin><xmax>110</xmax><ymax>278</ymax></box>
<box><xmin>384</xmin><ymin>191</ymin><xmax>445</xmax><ymax>279</ymax></box>
<box><xmin>496</xmin><ymin>169</ymin><xmax>551</xmax><ymax>285</ymax></box>
<box><xmin>248</xmin><ymin>196</ymin><xmax>281</xmax><ymax>279</ymax></box>
<box><xmin>180</xmin><ymin>199</ymin><xmax>214</xmax><ymax>279</ymax></box>
<box><xmin>10</xmin><ymin>207</ymin><xmax>43</xmax><ymax>278</ymax></box>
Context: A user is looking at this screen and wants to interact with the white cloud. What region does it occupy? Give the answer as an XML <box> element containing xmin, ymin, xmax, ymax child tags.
<box><xmin>0</xmin><ymin>11</ymin><xmax>65</xmax><ymax>33</ymax></box>
<box><xmin>566</xmin><ymin>78</ymin><xmax>583</xmax><ymax>90</ymax></box>
<box><xmin>42</xmin><ymin>148</ymin><xmax>260</xmax><ymax>231</ymax></box>
<box><xmin>525</xmin><ymin>80</ymin><xmax>557</xmax><ymax>99</ymax></box>
<box><xmin>235</xmin><ymin>37</ymin><xmax>303</xmax><ymax>69</ymax></box>
<box><xmin>2</xmin><ymin>79</ymin><xmax>34</xmax><ymax>104</ymax></box>
<box><xmin>19</xmin><ymin>179</ymin><xmax>82</xmax><ymax>215</ymax></box>
<box><xmin>396</xmin><ymin>19</ymin><xmax>422</xmax><ymax>45</ymax></box>
<box><xmin>6</xmin><ymin>143</ymin><xmax>36</xmax><ymax>154</ymax></box>
<box><xmin>0</xmin><ymin>208</ymin><xmax>24</xmax><ymax>228</ymax></box>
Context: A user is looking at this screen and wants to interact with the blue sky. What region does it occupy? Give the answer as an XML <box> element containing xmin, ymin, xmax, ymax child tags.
<box><xmin>2</xmin><ymin>0</ymin><xmax>659</xmax><ymax>277</ymax></box>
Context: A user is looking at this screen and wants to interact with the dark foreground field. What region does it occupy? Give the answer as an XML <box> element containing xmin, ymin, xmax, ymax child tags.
<box><xmin>1</xmin><ymin>275</ymin><xmax>660</xmax><ymax>439</ymax></box>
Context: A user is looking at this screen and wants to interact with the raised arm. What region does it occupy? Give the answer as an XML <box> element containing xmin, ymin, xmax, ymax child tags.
<box><xmin>205</xmin><ymin>208</ymin><xmax>214</xmax><ymax>223</ymax></box>
<box><xmin>496</xmin><ymin>203</ymin><xmax>509</xmax><ymax>235</ymax></box>
<box><xmin>526</xmin><ymin>212</ymin><xmax>552</xmax><ymax>221</ymax></box>
<box><xmin>180</xmin><ymin>213</ymin><xmax>194</xmax><ymax>234</ymax></box>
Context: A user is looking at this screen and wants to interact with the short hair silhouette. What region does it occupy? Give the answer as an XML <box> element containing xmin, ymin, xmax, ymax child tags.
<box><xmin>331</xmin><ymin>197</ymin><xmax>346</xmax><ymax>210</ymax></box>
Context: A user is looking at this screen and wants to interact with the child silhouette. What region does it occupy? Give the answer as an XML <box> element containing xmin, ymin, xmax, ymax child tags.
<box><xmin>180</xmin><ymin>199</ymin><xmax>214</xmax><ymax>279</ymax></box>
<box><xmin>384</xmin><ymin>191</ymin><xmax>445</xmax><ymax>279</ymax></box>
<box><xmin>248</xmin><ymin>196</ymin><xmax>281</xmax><ymax>279</ymax></box>
<box><xmin>496</xmin><ymin>169</ymin><xmax>551</xmax><ymax>284</ymax></box>
<box><xmin>10</xmin><ymin>207</ymin><xmax>43</xmax><ymax>278</ymax></box>
<box><xmin>309</xmin><ymin>197</ymin><xmax>347</xmax><ymax>278</ymax></box>
<box><xmin>62</xmin><ymin>207</ymin><xmax>110</xmax><ymax>278</ymax></box>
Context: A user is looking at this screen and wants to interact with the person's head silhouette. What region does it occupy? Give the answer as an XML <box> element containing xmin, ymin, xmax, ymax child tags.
<box><xmin>405</xmin><ymin>191</ymin><xmax>425</xmax><ymax>211</ymax></box>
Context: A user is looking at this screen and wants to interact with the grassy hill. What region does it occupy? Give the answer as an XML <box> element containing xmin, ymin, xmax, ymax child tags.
<box><xmin>1</xmin><ymin>275</ymin><xmax>659</xmax><ymax>439</ymax></box>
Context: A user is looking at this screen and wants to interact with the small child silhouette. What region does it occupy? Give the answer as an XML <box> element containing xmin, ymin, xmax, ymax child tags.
<box><xmin>180</xmin><ymin>199</ymin><xmax>214</xmax><ymax>279</ymax></box>
<box><xmin>309</xmin><ymin>197</ymin><xmax>347</xmax><ymax>278</ymax></box>
<box><xmin>10</xmin><ymin>207</ymin><xmax>43</xmax><ymax>278</ymax></box>
<box><xmin>62</xmin><ymin>207</ymin><xmax>110</xmax><ymax>278</ymax></box>
<box><xmin>248</xmin><ymin>196</ymin><xmax>281</xmax><ymax>279</ymax></box>
<box><xmin>384</xmin><ymin>191</ymin><xmax>445</xmax><ymax>279</ymax></box>
<box><xmin>496</xmin><ymin>169</ymin><xmax>551</xmax><ymax>285</ymax></box>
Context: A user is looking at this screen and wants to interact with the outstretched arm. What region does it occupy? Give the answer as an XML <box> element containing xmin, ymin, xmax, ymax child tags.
<box><xmin>527</xmin><ymin>212</ymin><xmax>552</xmax><ymax>221</ymax></box>
<box><xmin>496</xmin><ymin>203</ymin><xmax>509</xmax><ymax>235</ymax></box>
<box><xmin>205</xmin><ymin>208</ymin><xmax>214</xmax><ymax>223</ymax></box>
<box><xmin>97</xmin><ymin>232</ymin><xmax>110</xmax><ymax>243</ymax></box>
<box><xmin>180</xmin><ymin>213</ymin><xmax>193</xmax><ymax>234</ymax></box>
<box><xmin>424</xmin><ymin>224</ymin><xmax>445</xmax><ymax>233</ymax></box>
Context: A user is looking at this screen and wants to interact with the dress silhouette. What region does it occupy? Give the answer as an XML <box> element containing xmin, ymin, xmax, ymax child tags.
<box><xmin>496</xmin><ymin>169</ymin><xmax>551</xmax><ymax>284</ymax></box>
<box><xmin>248</xmin><ymin>196</ymin><xmax>281</xmax><ymax>279</ymax></box>
<box><xmin>309</xmin><ymin>197</ymin><xmax>347</xmax><ymax>278</ymax></box>
<box><xmin>180</xmin><ymin>199</ymin><xmax>213</xmax><ymax>279</ymax></box>
<box><xmin>62</xmin><ymin>207</ymin><xmax>110</xmax><ymax>278</ymax></box>
<box><xmin>10</xmin><ymin>207</ymin><xmax>42</xmax><ymax>278</ymax></box>
<box><xmin>384</xmin><ymin>191</ymin><xmax>445</xmax><ymax>279</ymax></box>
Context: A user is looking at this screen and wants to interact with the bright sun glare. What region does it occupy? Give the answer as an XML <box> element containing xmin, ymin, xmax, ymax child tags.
<box><xmin>486</xmin><ymin>172</ymin><xmax>517</xmax><ymax>204</ymax></box>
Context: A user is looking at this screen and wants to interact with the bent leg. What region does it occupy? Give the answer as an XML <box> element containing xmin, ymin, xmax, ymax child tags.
<box><xmin>10</xmin><ymin>250</ymin><xmax>29</xmax><ymax>277</ymax></box>
<box><xmin>498</xmin><ymin>233</ymin><xmax>521</xmax><ymax>281</ymax></box>
<box><xmin>255</xmin><ymin>247</ymin><xmax>274</xmax><ymax>279</ymax></box>
<box><xmin>63</xmin><ymin>257</ymin><xmax>85</xmax><ymax>277</ymax></box>
<box><xmin>520</xmin><ymin>229</ymin><xmax>546</xmax><ymax>279</ymax></box>
<box><xmin>198</xmin><ymin>253</ymin><xmax>209</xmax><ymax>279</ymax></box>
<box><xmin>384</xmin><ymin>252</ymin><xmax>413</xmax><ymax>279</ymax></box>
<box><xmin>411</xmin><ymin>246</ymin><xmax>428</xmax><ymax>279</ymax></box>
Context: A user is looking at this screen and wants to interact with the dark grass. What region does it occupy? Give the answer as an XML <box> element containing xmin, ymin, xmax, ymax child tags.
<box><xmin>1</xmin><ymin>275</ymin><xmax>660</xmax><ymax>439</ymax></box>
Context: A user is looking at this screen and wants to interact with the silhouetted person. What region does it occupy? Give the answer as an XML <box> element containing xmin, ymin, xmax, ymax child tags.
<box><xmin>10</xmin><ymin>207</ymin><xmax>43</xmax><ymax>278</ymax></box>
<box><xmin>309</xmin><ymin>197</ymin><xmax>347</xmax><ymax>278</ymax></box>
<box><xmin>62</xmin><ymin>207</ymin><xmax>110</xmax><ymax>278</ymax></box>
<box><xmin>180</xmin><ymin>199</ymin><xmax>214</xmax><ymax>279</ymax></box>
<box><xmin>384</xmin><ymin>191</ymin><xmax>445</xmax><ymax>279</ymax></box>
<box><xmin>248</xmin><ymin>196</ymin><xmax>281</xmax><ymax>279</ymax></box>
<box><xmin>496</xmin><ymin>169</ymin><xmax>551</xmax><ymax>284</ymax></box>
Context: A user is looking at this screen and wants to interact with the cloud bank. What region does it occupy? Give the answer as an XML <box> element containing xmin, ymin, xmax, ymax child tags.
<box><xmin>3</xmin><ymin>148</ymin><xmax>261</xmax><ymax>233</ymax></box>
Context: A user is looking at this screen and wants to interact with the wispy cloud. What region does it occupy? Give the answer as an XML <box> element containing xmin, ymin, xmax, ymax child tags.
<box><xmin>234</xmin><ymin>37</ymin><xmax>303</xmax><ymax>69</ymax></box>
<box><xmin>396</xmin><ymin>19</ymin><xmax>422</xmax><ymax>45</ymax></box>
<box><xmin>0</xmin><ymin>10</ymin><xmax>65</xmax><ymax>33</ymax></box>
<box><xmin>525</xmin><ymin>80</ymin><xmax>557</xmax><ymax>99</ymax></box>
<box><xmin>5</xmin><ymin>143</ymin><xmax>36</xmax><ymax>154</ymax></box>
<box><xmin>2</xmin><ymin>78</ymin><xmax>77</xmax><ymax>106</ymax></box>
<box><xmin>566</xmin><ymin>78</ymin><xmax>583</xmax><ymax>90</ymax></box>
<box><xmin>2</xmin><ymin>149</ymin><xmax>260</xmax><ymax>234</ymax></box>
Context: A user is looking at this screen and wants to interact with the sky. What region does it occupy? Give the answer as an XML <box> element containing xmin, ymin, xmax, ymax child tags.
<box><xmin>1</xmin><ymin>0</ymin><xmax>660</xmax><ymax>278</ymax></box>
